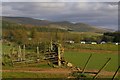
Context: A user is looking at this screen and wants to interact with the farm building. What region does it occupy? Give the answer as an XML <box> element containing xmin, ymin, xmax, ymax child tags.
<box><xmin>91</xmin><ymin>42</ymin><xmax>97</xmax><ymax>44</ymax></box>
<box><xmin>65</xmin><ymin>40</ymin><xmax>74</xmax><ymax>44</ymax></box>
<box><xmin>115</xmin><ymin>43</ymin><xmax>119</xmax><ymax>45</ymax></box>
<box><xmin>80</xmin><ymin>41</ymin><xmax>86</xmax><ymax>44</ymax></box>
<box><xmin>100</xmin><ymin>41</ymin><xmax>106</xmax><ymax>44</ymax></box>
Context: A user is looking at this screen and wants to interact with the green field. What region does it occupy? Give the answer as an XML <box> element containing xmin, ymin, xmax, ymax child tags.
<box><xmin>64</xmin><ymin>51</ymin><xmax>118</xmax><ymax>71</ymax></box>
<box><xmin>64</xmin><ymin>43</ymin><xmax>119</xmax><ymax>51</ymax></box>
<box><xmin>2</xmin><ymin>43</ymin><xmax>119</xmax><ymax>78</ymax></box>
<box><xmin>2</xmin><ymin>43</ymin><xmax>119</xmax><ymax>72</ymax></box>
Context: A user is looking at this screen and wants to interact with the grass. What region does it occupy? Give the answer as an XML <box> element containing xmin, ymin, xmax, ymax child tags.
<box><xmin>2</xmin><ymin>43</ymin><xmax>119</xmax><ymax>71</ymax></box>
<box><xmin>64</xmin><ymin>43</ymin><xmax>119</xmax><ymax>51</ymax></box>
<box><xmin>2</xmin><ymin>44</ymin><xmax>13</xmax><ymax>54</ymax></box>
<box><xmin>64</xmin><ymin>51</ymin><xmax>118</xmax><ymax>72</ymax></box>
<box><xmin>2</xmin><ymin>42</ymin><xmax>119</xmax><ymax>78</ymax></box>
<box><xmin>2</xmin><ymin>72</ymin><xmax>67</xmax><ymax>78</ymax></box>
<box><xmin>2</xmin><ymin>43</ymin><xmax>35</xmax><ymax>55</ymax></box>
<box><xmin>2</xmin><ymin>42</ymin><xmax>119</xmax><ymax>55</ymax></box>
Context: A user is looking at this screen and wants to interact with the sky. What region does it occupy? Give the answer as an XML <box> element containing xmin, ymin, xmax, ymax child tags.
<box><xmin>1</xmin><ymin>0</ymin><xmax>120</xmax><ymax>2</ymax></box>
<box><xmin>1</xmin><ymin>1</ymin><xmax>119</xmax><ymax>30</ymax></box>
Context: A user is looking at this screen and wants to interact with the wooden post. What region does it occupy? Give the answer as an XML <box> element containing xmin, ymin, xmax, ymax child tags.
<box><xmin>57</xmin><ymin>44</ymin><xmax>61</xmax><ymax>66</ymax></box>
<box><xmin>82</xmin><ymin>54</ymin><xmax>92</xmax><ymax>73</ymax></box>
<box><xmin>18</xmin><ymin>45</ymin><xmax>22</xmax><ymax>61</ymax></box>
<box><xmin>23</xmin><ymin>45</ymin><xmax>26</xmax><ymax>61</ymax></box>
<box><xmin>37</xmin><ymin>46</ymin><xmax>39</xmax><ymax>58</ymax></box>
<box><xmin>112</xmin><ymin>66</ymin><xmax>120</xmax><ymax>80</ymax></box>
<box><xmin>50</xmin><ymin>39</ymin><xmax>53</xmax><ymax>51</ymax></box>
<box><xmin>93</xmin><ymin>58</ymin><xmax>111</xmax><ymax>79</ymax></box>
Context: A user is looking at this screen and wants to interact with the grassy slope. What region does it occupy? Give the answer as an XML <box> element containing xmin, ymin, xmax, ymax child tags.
<box><xmin>3</xmin><ymin>16</ymin><xmax>111</xmax><ymax>33</ymax></box>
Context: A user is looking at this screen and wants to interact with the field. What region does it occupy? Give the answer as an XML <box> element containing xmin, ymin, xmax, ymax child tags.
<box><xmin>64</xmin><ymin>51</ymin><xmax>118</xmax><ymax>71</ymax></box>
<box><xmin>64</xmin><ymin>43</ymin><xmax>119</xmax><ymax>51</ymax></box>
<box><xmin>2</xmin><ymin>42</ymin><xmax>119</xmax><ymax>78</ymax></box>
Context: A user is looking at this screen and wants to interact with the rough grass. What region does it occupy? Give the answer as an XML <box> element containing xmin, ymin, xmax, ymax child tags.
<box><xmin>2</xmin><ymin>72</ymin><xmax>67</xmax><ymax>78</ymax></box>
<box><xmin>64</xmin><ymin>51</ymin><xmax>118</xmax><ymax>72</ymax></box>
<box><xmin>2</xmin><ymin>44</ymin><xmax>12</xmax><ymax>54</ymax></box>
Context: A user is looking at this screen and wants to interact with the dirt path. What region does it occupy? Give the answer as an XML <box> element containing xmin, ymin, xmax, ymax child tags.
<box><xmin>2</xmin><ymin>68</ymin><xmax>117</xmax><ymax>77</ymax></box>
<box><xmin>84</xmin><ymin>69</ymin><xmax>116</xmax><ymax>77</ymax></box>
<box><xmin>2</xmin><ymin>68</ymin><xmax>70</xmax><ymax>74</ymax></box>
<box><xmin>2</xmin><ymin>70</ymin><xmax>70</xmax><ymax>74</ymax></box>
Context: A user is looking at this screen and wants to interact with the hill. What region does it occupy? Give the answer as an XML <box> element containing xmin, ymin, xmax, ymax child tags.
<box><xmin>2</xmin><ymin>16</ymin><xmax>112</xmax><ymax>33</ymax></box>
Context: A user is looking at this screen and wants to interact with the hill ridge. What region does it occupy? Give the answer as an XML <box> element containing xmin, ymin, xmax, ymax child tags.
<box><xmin>2</xmin><ymin>16</ymin><xmax>112</xmax><ymax>33</ymax></box>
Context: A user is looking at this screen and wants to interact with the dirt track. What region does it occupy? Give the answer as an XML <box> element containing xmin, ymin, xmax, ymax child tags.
<box><xmin>2</xmin><ymin>68</ymin><xmax>117</xmax><ymax>77</ymax></box>
<box><xmin>2</xmin><ymin>68</ymin><xmax>71</xmax><ymax>74</ymax></box>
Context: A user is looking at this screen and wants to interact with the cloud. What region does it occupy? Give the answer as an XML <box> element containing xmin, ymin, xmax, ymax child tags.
<box><xmin>2</xmin><ymin>2</ymin><xmax>118</xmax><ymax>30</ymax></box>
<box><xmin>1</xmin><ymin>0</ymin><xmax>120</xmax><ymax>2</ymax></box>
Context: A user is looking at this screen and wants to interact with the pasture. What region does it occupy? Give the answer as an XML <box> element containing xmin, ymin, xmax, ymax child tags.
<box><xmin>64</xmin><ymin>51</ymin><xmax>118</xmax><ymax>72</ymax></box>
<box><xmin>2</xmin><ymin>42</ymin><xmax>119</xmax><ymax>78</ymax></box>
<box><xmin>64</xmin><ymin>43</ymin><xmax>119</xmax><ymax>51</ymax></box>
<box><xmin>2</xmin><ymin>43</ymin><xmax>119</xmax><ymax>71</ymax></box>
<box><xmin>64</xmin><ymin>43</ymin><xmax>119</xmax><ymax>72</ymax></box>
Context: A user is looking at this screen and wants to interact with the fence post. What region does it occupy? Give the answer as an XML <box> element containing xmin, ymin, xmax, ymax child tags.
<box><xmin>50</xmin><ymin>39</ymin><xmax>53</xmax><ymax>51</ymax></box>
<box><xmin>37</xmin><ymin>46</ymin><xmax>39</xmax><ymax>58</ymax></box>
<box><xmin>18</xmin><ymin>45</ymin><xmax>22</xmax><ymax>61</ymax></box>
<box><xmin>93</xmin><ymin>58</ymin><xmax>111</xmax><ymax>79</ymax></box>
<box><xmin>82</xmin><ymin>54</ymin><xmax>92</xmax><ymax>73</ymax></box>
<box><xmin>23</xmin><ymin>45</ymin><xmax>26</xmax><ymax>61</ymax></box>
<box><xmin>112</xmin><ymin>66</ymin><xmax>120</xmax><ymax>80</ymax></box>
<box><xmin>58</xmin><ymin>43</ymin><xmax>61</xmax><ymax>66</ymax></box>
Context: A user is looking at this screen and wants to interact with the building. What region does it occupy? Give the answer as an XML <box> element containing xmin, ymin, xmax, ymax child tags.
<box><xmin>80</xmin><ymin>41</ymin><xmax>86</xmax><ymax>44</ymax></box>
<box><xmin>91</xmin><ymin>42</ymin><xmax>97</xmax><ymax>44</ymax></box>
<box><xmin>66</xmin><ymin>40</ymin><xmax>74</xmax><ymax>44</ymax></box>
<box><xmin>100</xmin><ymin>41</ymin><xmax>106</xmax><ymax>44</ymax></box>
<box><xmin>115</xmin><ymin>43</ymin><xmax>119</xmax><ymax>45</ymax></box>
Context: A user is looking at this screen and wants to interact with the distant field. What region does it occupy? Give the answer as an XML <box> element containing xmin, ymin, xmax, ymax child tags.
<box><xmin>70</xmin><ymin>32</ymin><xmax>103</xmax><ymax>37</ymax></box>
<box><xmin>64</xmin><ymin>43</ymin><xmax>119</xmax><ymax>51</ymax></box>
<box><xmin>64</xmin><ymin>51</ymin><xmax>118</xmax><ymax>72</ymax></box>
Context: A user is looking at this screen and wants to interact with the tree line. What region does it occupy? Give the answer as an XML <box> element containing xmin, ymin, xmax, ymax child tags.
<box><xmin>102</xmin><ymin>32</ymin><xmax>120</xmax><ymax>43</ymax></box>
<box><xmin>2</xmin><ymin>21</ymin><xmax>120</xmax><ymax>47</ymax></box>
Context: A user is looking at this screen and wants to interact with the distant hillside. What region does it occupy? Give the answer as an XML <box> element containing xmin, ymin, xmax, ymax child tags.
<box><xmin>2</xmin><ymin>16</ymin><xmax>51</xmax><ymax>26</ymax></box>
<box><xmin>2</xmin><ymin>16</ymin><xmax>112</xmax><ymax>33</ymax></box>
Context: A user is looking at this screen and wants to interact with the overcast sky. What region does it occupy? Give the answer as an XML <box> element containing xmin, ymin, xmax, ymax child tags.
<box><xmin>2</xmin><ymin>2</ymin><xmax>118</xmax><ymax>30</ymax></box>
<box><xmin>1</xmin><ymin>0</ymin><xmax>120</xmax><ymax>2</ymax></box>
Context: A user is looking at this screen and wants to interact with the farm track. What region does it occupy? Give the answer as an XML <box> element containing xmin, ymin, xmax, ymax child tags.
<box><xmin>2</xmin><ymin>68</ymin><xmax>116</xmax><ymax>77</ymax></box>
<box><xmin>2</xmin><ymin>68</ymin><xmax>70</xmax><ymax>74</ymax></box>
